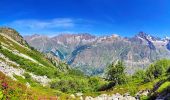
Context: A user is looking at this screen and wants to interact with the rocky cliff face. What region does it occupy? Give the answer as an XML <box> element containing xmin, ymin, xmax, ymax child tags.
<box><xmin>24</xmin><ymin>32</ymin><xmax>170</xmax><ymax>75</ymax></box>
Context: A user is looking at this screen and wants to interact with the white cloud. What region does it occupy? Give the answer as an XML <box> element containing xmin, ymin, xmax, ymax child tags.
<box><xmin>8</xmin><ymin>18</ymin><xmax>75</xmax><ymax>30</ymax></box>
<box><xmin>3</xmin><ymin>18</ymin><xmax>98</xmax><ymax>35</ymax></box>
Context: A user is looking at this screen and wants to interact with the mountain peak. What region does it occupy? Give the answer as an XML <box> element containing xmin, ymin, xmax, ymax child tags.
<box><xmin>136</xmin><ymin>32</ymin><xmax>149</xmax><ymax>38</ymax></box>
<box><xmin>136</xmin><ymin>32</ymin><xmax>161</xmax><ymax>41</ymax></box>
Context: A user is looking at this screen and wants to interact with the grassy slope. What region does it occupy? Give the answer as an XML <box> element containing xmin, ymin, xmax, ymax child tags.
<box><xmin>0</xmin><ymin>32</ymin><xmax>108</xmax><ymax>99</ymax></box>
<box><xmin>0</xmin><ymin>34</ymin><xmax>58</xmax><ymax>77</ymax></box>
<box><xmin>0</xmin><ymin>33</ymin><xmax>63</xmax><ymax>99</ymax></box>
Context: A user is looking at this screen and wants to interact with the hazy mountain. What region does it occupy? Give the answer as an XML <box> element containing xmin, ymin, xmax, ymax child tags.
<box><xmin>24</xmin><ymin>32</ymin><xmax>170</xmax><ymax>75</ymax></box>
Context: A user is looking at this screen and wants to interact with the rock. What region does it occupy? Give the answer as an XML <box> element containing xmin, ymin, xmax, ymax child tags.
<box><xmin>79</xmin><ymin>96</ymin><xmax>83</xmax><ymax>100</ymax></box>
<box><xmin>136</xmin><ymin>90</ymin><xmax>149</xmax><ymax>96</ymax></box>
<box><xmin>98</xmin><ymin>94</ymin><xmax>108</xmax><ymax>99</ymax></box>
<box><xmin>115</xmin><ymin>93</ymin><xmax>121</xmax><ymax>96</ymax></box>
<box><xmin>124</xmin><ymin>93</ymin><xmax>130</xmax><ymax>97</ymax></box>
<box><xmin>135</xmin><ymin>95</ymin><xmax>140</xmax><ymax>100</ymax></box>
<box><xmin>85</xmin><ymin>93</ymin><xmax>137</xmax><ymax>100</ymax></box>
<box><xmin>141</xmin><ymin>90</ymin><xmax>149</xmax><ymax>96</ymax></box>
<box><xmin>76</xmin><ymin>92</ymin><xmax>83</xmax><ymax>96</ymax></box>
<box><xmin>85</xmin><ymin>96</ymin><xmax>94</xmax><ymax>100</ymax></box>
<box><xmin>26</xmin><ymin>82</ymin><xmax>30</xmax><ymax>87</ymax></box>
<box><xmin>94</xmin><ymin>96</ymin><xmax>103</xmax><ymax>100</ymax></box>
<box><xmin>70</xmin><ymin>94</ymin><xmax>75</xmax><ymax>99</ymax></box>
<box><xmin>30</xmin><ymin>73</ymin><xmax>50</xmax><ymax>86</ymax></box>
<box><xmin>110</xmin><ymin>94</ymin><xmax>117</xmax><ymax>100</ymax></box>
<box><xmin>124</xmin><ymin>96</ymin><xmax>136</xmax><ymax>100</ymax></box>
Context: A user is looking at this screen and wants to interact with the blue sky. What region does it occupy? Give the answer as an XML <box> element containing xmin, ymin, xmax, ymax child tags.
<box><xmin>0</xmin><ymin>0</ymin><xmax>170</xmax><ymax>37</ymax></box>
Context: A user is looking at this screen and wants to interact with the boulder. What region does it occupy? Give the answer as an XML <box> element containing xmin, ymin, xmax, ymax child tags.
<box><xmin>85</xmin><ymin>96</ymin><xmax>94</xmax><ymax>100</ymax></box>
<box><xmin>70</xmin><ymin>94</ymin><xmax>76</xmax><ymax>99</ymax></box>
<box><xmin>79</xmin><ymin>96</ymin><xmax>83</xmax><ymax>100</ymax></box>
<box><xmin>76</xmin><ymin>92</ymin><xmax>83</xmax><ymax>96</ymax></box>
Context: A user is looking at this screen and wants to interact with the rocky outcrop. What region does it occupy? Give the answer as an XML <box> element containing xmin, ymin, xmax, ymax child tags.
<box><xmin>84</xmin><ymin>93</ymin><xmax>136</xmax><ymax>100</ymax></box>
<box><xmin>69</xmin><ymin>92</ymin><xmax>138</xmax><ymax>100</ymax></box>
<box><xmin>0</xmin><ymin>53</ymin><xmax>50</xmax><ymax>86</ymax></box>
<box><xmin>0</xmin><ymin>61</ymin><xmax>24</xmax><ymax>80</ymax></box>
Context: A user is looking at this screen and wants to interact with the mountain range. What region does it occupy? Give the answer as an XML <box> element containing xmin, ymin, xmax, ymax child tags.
<box><xmin>24</xmin><ymin>32</ymin><xmax>170</xmax><ymax>75</ymax></box>
<box><xmin>0</xmin><ymin>27</ymin><xmax>170</xmax><ymax>99</ymax></box>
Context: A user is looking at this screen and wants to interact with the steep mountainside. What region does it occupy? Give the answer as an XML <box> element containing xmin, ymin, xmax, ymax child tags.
<box><xmin>0</xmin><ymin>27</ymin><xmax>67</xmax><ymax>99</ymax></box>
<box><xmin>24</xmin><ymin>32</ymin><xmax>170</xmax><ymax>75</ymax></box>
<box><xmin>0</xmin><ymin>27</ymin><xmax>62</xmax><ymax>85</ymax></box>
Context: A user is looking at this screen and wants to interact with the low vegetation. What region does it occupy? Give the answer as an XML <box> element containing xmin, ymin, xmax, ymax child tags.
<box><xmin>102</xmin><ymin>59</ymin><xmax>170</xmax><ymax>99</ymax></box>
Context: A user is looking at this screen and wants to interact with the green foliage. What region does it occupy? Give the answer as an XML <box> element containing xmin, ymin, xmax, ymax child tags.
<box><xmin>157</xmin><ymin>82</ymin><xmax>170</xmax><ymax>93</ymax></box>
<box><xmin>88</xmin><ymin>77</ymin><xmax>107</xmax><ymax>91</ymax></box>
<box><xmin>0</xmin><ymin>42</ymin><xmax>2</xmax><ymax>49</ymax></box>
<box><xmin>23</xmin><ymin>72</ymin><xmax>31</xmax><ymax>79</ymax></box>
<box><xmin>0</xmin><ymin>90</ymin><xmax>3</xmax><ymax>99</ymax></box>
<box><xmin>57</xmin><ymin>62</ymin><xmax>69</xmax><ymax>72</ymax></box>
<box><xmin>50</xmin><ymin>75</ymin><xmax>107</xmax><ymax>93</ymax></box>
<box><xmin>145</xmin><ymin>59</ymin><xmax>170</xmax><ymax>82</ymax></box>
<box><xmin>140</xmin><ymin>96</ymin><xmax>150</xmax><ymax>100</ymax></box>
<box><xmin>133</xmin><ymin>70</ymin><xmax>146</xmax><ymax>80</ymax></box>
<box><xmin>106</xmin><ymin>61</ymin><xmax>126</xmax><ymax>85</ymax></box>
<box><xmin>68</xmin><ymin>69</ymin><xmax>85</xmax><ymax>76</ymax></box>
<box><xmin>145</xmin><ymin>64</ymin><xmax>155</xmax><ymax>82</ymax></box>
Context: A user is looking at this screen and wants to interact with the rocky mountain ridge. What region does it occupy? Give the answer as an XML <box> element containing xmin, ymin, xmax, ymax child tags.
<box><xmin>24</xmin><ymin>32</ymin><xmax>170</xmax><ymax>75</ymax></box>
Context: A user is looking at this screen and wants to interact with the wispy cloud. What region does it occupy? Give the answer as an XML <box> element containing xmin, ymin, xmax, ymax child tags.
<box><xmin>8</xmin><ymin>18</ymin><xmax>75</xmax><ymax>29</ymax></box>
<box><xmin>3</xmin><ymin>18</ymin><xmax>111</xmax><ymax>36</ymax></box>
<box><xmin>3</xmin><ymin>18</ymin><xmax>97</xmax><ymax>35</ymax></box>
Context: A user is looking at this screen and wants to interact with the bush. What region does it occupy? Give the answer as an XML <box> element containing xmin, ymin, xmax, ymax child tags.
<box><xmin>68</xmin><ymin>69</ymin><xmax>84</xmax><ymax>76</ymax></box>
<box><xmin>145</xmin><ymin>64</ymin><xmax>155</xmax><ymax>82</ymax></box>
<box><xmin>145</xmin><ymin>59</ymin><xmax>170</xmax><ymax>82</ymax></box>
<box><xmin>0</xmin><ymin>42</ymin><xmax>2</xmax><ymax>49</ymax></box>
<box><xmin>23</xmin><ymin>73</ymin><xmax>31</xmax><ymax>79</ymax></box>
<box><xmin>106</xmin><ymin>61</ymin><xmax>126</xmax><ymax>85</ymax></box>
<box><xmin>133</xmin><ymin>70</ymin><xmax>146</xmax><ymax>80</ymax></box>
<box><xmin>50</xmin><ymin>75</ymin><xmax>107</xmax><ymax>93</ymax></box>
<box><xmin>50</xmin><ymin>78</ymin><xmax>82</xmax><ymax>93</ymax></box>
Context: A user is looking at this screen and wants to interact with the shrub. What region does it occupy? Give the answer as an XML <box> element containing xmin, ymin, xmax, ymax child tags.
<box><xmin>0</xmin><ymin>90</ymin><xmax>3</xmax><ymax>99</ymax></box>
<box><xmin>68</xmin><ymin>69</ymin><xmax>84</xmax><ymax>76</ymax></box>
<box><xmin>133</xmin><ymin>70</ymin><xmax>146</xmax><ymax>80</ymax></box>
<box><xmin>145</xmin><ymin>59</ymin><xmax>170</xmax><ymax>82</ymax></box>
<box><xmin>0</xmin><ymin>42</ymin><xmax>2</xmax><ymax>49</ymax></box>
<box><xmin>23</xmin><ymin>73</ymin><xmax>31</xmax><ymax>79</ymax></box>
<box><xmin>106</xmin><ymin>61</ymin><xmax>126</xmax><ymax>85</ymax></box>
